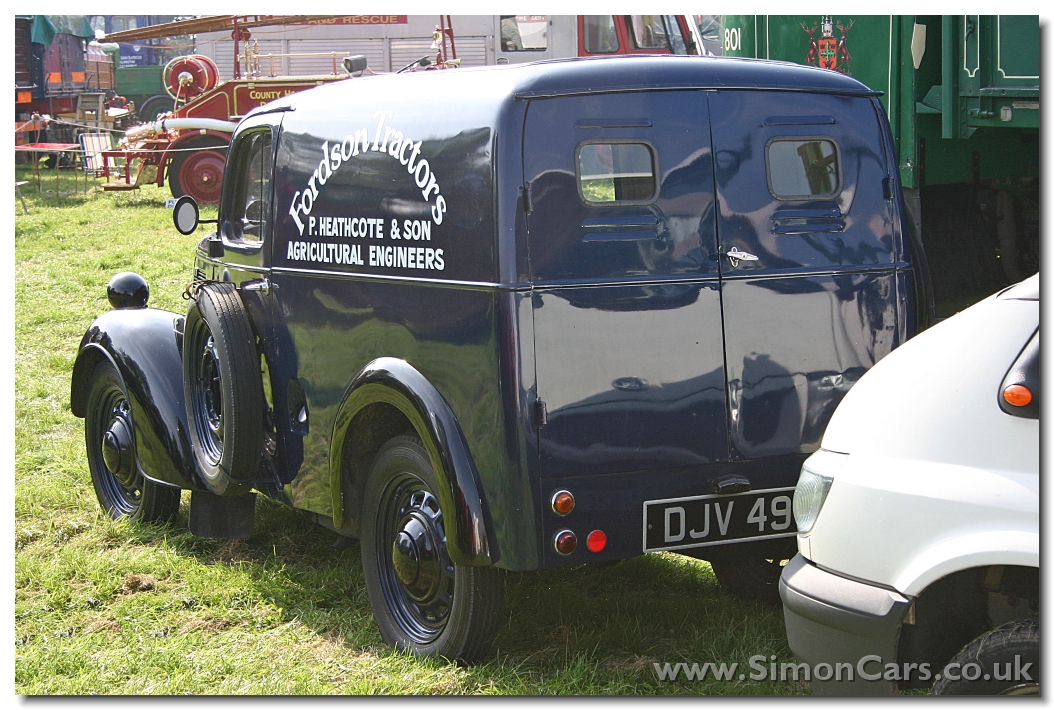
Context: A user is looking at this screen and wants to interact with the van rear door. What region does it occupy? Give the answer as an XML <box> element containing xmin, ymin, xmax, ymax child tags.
<box><xmin>708</xmin><ymin>90</ymin><xmax>901</xmax><ymax>462</ymax></box>
<box><xmin>523</xmin><ymin>90</ymin><xmax>728</xmax><ymax>480</ymax></box>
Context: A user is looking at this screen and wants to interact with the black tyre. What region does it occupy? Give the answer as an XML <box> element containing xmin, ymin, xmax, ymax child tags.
<box><xmin>136</xmin><ymin>94</ymin><xmax>172</xmax><ymax>122</ymax></box>
<box><xmin>710</xmin><ymin>555</ymin><xmax>787</xmax><ymax>605</ymax></box>
<box><xmin>934</xmin><ymin>619</ymin><xmax>1039</xmax><ymax>695</ymax></box>
<box><xmin>183</xmin><ymin>282</ymin><xmax>263</xmax><ymax>495</ymax></box>
<box><xmin>85</xmin><ymin>360</ymin><xmax>181</xmax><ymax>522</ymax></box>
<box><xmin>167</xmin><ymin>136</ymin><xmax>228</xmax><ymax>204</ymax></box>
<box><xmin>361</xmin><ymin>434</ymin><xmax>503</xmax><ymax>662</ymax></box>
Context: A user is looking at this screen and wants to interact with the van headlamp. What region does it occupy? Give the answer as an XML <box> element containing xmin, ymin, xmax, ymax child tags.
<box><xmin>792</xmin><ymin>450</ymin><xmax>846</xmax><ymax>535</ymax></box>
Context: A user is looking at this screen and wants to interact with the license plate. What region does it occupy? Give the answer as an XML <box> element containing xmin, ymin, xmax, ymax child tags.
<box><xmin>643</xmin><ymin>487</ymin><xmax>796</xmax><ymax>552</ymax></box>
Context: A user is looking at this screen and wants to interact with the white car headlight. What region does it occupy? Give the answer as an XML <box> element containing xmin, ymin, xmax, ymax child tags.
<box><xmin>793</xmin><ymin>450</ymin><xmax>847</xmax><ymax>535</ymax></box>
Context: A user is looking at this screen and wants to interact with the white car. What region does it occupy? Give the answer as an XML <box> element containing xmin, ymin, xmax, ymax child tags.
<box><xmin>780</xmin><ymin>275</ymin><xmax>1039</xmax><ymax>696</ymax></box>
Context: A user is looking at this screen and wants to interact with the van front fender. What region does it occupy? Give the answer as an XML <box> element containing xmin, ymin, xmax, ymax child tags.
<box><xmin>71</xmin><ymin>308</ymin><xmax>204</xmax><ymax>491</ymax></box>
<box><xmin>329</xmin><ymin>357</ymin><xmax>494</xmax><ymax>566</ymax></box>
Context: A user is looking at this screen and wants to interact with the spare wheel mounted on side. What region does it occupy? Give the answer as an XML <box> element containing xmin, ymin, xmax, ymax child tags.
<box><xmin>183</xmin><ymin>282</ymin><xmax>264</xmax><ymax>495</ymax></box>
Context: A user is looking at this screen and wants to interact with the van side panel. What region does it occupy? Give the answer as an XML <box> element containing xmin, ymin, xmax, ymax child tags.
<box><xmin>265</xmin><ymin>77</ymin><xmax>540</xmax><ymax>568</ymax></box>
<box><xmin>267</xmin><ymin>71</ymin><xmax>548</xmax><ymax>284</ymax></box>
<box><xmin>493</xmin><ymin>289</ymin><xmax>541</xmax><ymax>569</ymax></box>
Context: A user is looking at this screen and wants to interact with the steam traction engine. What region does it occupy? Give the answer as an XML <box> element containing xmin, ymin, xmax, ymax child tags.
<box><xmin>99</xmin><ymin>14</ymin><xmax>462</xmax><ymax>202</ymax></box>
<box><xmin>101</xmin><ymin>53</ymin><xmax>349</xmax><ymax>202</ymax></box>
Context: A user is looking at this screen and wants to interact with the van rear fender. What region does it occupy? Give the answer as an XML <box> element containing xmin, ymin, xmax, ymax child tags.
<box><xmin>71</xmin><ymin>308</ymin><xmax>204</xmax><ymax>491</ymax></box>
<box><xmin>329</xmin><ymin>357</ymin><xmax>494</xmax><ymax>566</ymax></box>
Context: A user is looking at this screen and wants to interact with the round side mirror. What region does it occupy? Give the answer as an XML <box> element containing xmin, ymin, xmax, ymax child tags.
<box><xmin>173</xmin><ymin>195</ymin><xmax>200</xmax><ymax>235</ymax></box>
<box><xmin>244</xmin><ymin>199</ymin><xmax>263</xmax><ymax>224</ymax></box>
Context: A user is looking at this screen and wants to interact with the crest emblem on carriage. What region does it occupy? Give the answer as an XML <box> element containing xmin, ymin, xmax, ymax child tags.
<box><xmin>802</xmin><ymin>16</ymin><xmax>854</xmax><ymax>74</ymax></box>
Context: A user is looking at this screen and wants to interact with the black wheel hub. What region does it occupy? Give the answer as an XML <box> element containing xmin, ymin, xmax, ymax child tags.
<box><xmin>88</xmin><ymin>379</ymin><xmax>143</xmax><ymax>515</ymax></box>
<box><xmin>378</xmin><ymin>478</ymin><xmax>455</xmax><ymax>644</ymax></box>
<box><xmin>392</xmin><ymin>514</ymin><xmax>442</xmax><ymax>602</ymax></box>
<box><xmin>191</xmin><ymin>331</ymin><xmax>225</xmax><ymax>465</ymax></box>
<box><xmin>101</xmin><ymin>410</ymin><xmax>136</xmax><ymax>488</ymax></box>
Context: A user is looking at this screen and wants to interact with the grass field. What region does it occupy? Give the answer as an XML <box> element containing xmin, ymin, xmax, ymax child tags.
<box><xmin>13</xmin><ymin>166</ymin><xmax>807</xmax><ymax>695</ymax></box>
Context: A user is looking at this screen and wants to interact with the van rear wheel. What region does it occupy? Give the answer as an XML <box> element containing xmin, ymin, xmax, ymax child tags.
<box><xmin>361</xmin><ymin>434</ymin><xmax>503</xmax><ymax>662</ymax></box>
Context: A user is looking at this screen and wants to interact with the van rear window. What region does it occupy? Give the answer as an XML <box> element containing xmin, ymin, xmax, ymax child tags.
<box><xmin>577</xmin><ymin>142</ymin><xmax>657</xmax><ymax>204</ymax></box>
<box><xmin>766</xmin><ymin>138</ymin><xmax>840</xmax><ymax>199</ymax></box>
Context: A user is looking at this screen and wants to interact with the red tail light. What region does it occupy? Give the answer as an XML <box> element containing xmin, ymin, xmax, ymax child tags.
<box><xmin>586</xmin><ymin>529</ymin><xmax>607</xmax><ymax>552</ymax></box>
<box><xmin>554</xmin><ymin>530</ymin><xmax>577</xmax><ymax>555</ymax></box>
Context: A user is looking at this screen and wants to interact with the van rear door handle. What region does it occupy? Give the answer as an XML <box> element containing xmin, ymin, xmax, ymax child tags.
<box><xmin>726</xmin><ymin>248</ymin><xmax>758</xmax><ymax>267</ymax></box>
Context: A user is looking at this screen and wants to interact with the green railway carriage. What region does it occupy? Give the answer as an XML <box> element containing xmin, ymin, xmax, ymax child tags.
<box><xmin>721</xmin><ymin>15</ymin><xmax>1039</xmax><ymax>319</ymax></box>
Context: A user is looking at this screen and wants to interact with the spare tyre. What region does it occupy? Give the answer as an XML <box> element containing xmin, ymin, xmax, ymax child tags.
<box><xmin>183</xmin><ymin>282</ymin><xmax>263</xmax><ymax>495</ymax></box>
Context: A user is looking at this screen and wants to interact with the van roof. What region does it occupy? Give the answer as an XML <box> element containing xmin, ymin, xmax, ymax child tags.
<box><xmin>505</xmin><ymin>55</ymin><xmax>880</xmax><ymax>98</ymax></box>
<box><xmin>263</xmin><ymin>54</ymin><xmax>879</xmax><ymax>120</ymax></box>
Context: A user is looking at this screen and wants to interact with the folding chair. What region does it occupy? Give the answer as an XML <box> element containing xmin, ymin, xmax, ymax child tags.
<box><xmin>15</xmin><ymin>181</ymin><xmax>29</xmax><ymax>215</ymax></box>
<box><xmin>79</xmin><ymin>131</ymin><xmax>114</xmax><ymax>188</ymax></box>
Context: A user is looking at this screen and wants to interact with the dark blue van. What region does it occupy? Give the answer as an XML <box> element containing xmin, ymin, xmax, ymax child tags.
<box><xmin>72</xmin><ymin>55</ymin><xmax>917</xmax><ymax>661</ymax></box>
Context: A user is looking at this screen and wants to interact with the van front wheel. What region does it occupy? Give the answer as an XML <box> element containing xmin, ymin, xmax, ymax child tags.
<box><xmin>85</xmin><ymin>360</ymin><xmax>181</xmax><ymax>522</ymax></box>
<box><xmin>361</xmin><ymin>434</ymin><xmax>503</xmax><ymax>662</ymax></box>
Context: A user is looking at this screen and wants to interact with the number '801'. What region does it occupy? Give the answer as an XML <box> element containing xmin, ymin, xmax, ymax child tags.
<box><xmin>724</xmin><ymin>27</ymin><xmax>741</xmax><ymax>52</ymax></box>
